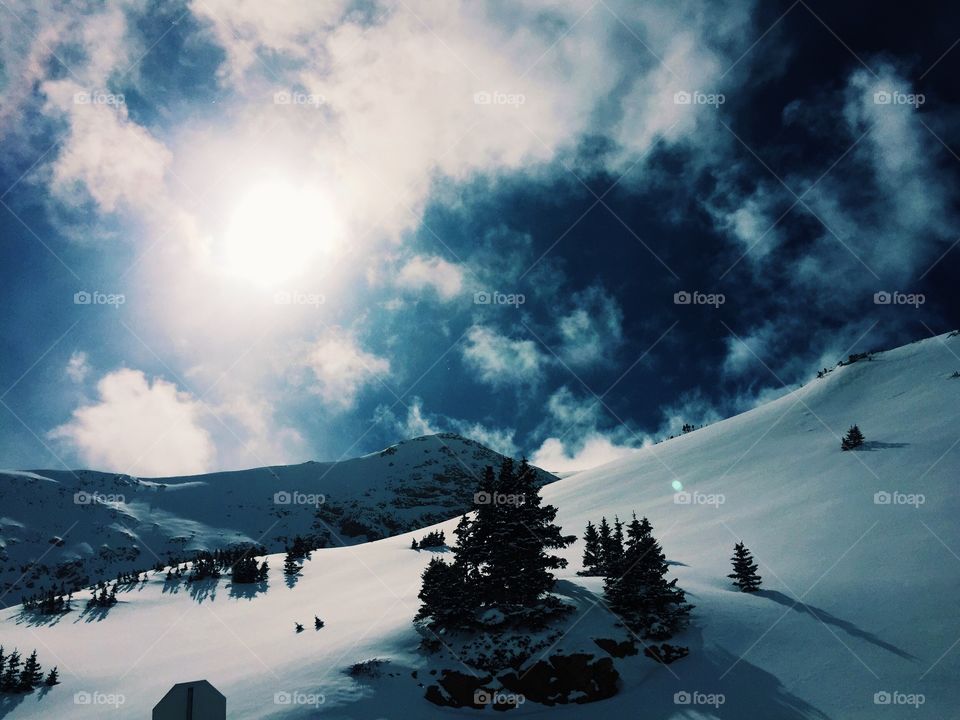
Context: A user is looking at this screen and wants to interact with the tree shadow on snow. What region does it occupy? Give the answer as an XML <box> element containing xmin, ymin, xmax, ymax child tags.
<box><xmin>858</xmin><ymin>441</ymin><xmax>909</xmax><ymax>451</ymax></box>
<box><xmin>229</xmin><ymin>580</ymin><xmax>268</xmax><ymax>600</ymax></box>
<box><xmin>13</xmin><ymin>609</ymin><xmax>70</xmax><ymax>628</ymax></box>
<box><xmin>758</xmin><ymin>590</ymin><xmax>914</xmax><ymax>659</ymax></box>
<box><xmin>0</xmin><ymin>692</ymin><xmax>26</xmax><ymax>718</ymax></box>
<box><xmin>186</xmin><ymin>578</ymin><xmax>219</xmax><ymax>604</ymax></box>
<box><xmin>640</xmin><ymin>625</ymin><xmax>833</xmax><ymax>720</ymax></box>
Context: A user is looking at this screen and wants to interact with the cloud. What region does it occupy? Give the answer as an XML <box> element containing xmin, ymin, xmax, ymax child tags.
<box><xmin>375</xmin><ymin>396</ymin><xmax>519</xmax><ymax>457</ymax></box>
<box><xmin>304</xmin><ymin>328</ymin><xmax>391</xmax><ymax>410</ymax></box>
<box><xmin>556</xmin><ymin>285</ymin><xmax>624</xmax><ymax>367</ymax></box>
<box><xmin>529</xmin><ymin>386</ymin><xmax>639</xmax><ymax>473</ymax></box>
<box><xmin>461</xmin><ymin>325</ymin><xmax>546</xmax><ymax>388</ymax></box>
<box><xmin>48</xmin><ymin>369</ymin><xmax>215</xmax><ymax>476</ymax></box>
<box><xmin>396</xmin><ymin>255</ymin><xmax>464</xmax><ymax>300</ymax></box>
<box><xmin>531</xmin><ymin>434</ymin><xmax>638</xmax><ymax>474</ymax></box>
<box><xmin>65</xmin><ymin>351</ymin><xmax>90</xmax><ymax>384</ymax></box>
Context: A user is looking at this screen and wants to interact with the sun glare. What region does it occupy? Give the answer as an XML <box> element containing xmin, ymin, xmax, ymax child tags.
<box><xmin>221</xmin><ymin>180</ymin><xmax>341</xmax><ymax>286</ymax></box>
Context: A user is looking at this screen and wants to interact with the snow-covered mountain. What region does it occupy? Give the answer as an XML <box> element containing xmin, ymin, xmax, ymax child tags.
<box><xmin>0</xmin><ymin>433</ymin><xmax>555</xmax><ymax>605</ymax></box>
<box><xmin>1</xmin><ymin>332</ymin><xmax>958</xmax><ymax>718</ymax></box>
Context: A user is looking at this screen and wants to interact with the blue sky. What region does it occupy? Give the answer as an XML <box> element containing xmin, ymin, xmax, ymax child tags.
<box><xmin>0</xmin><ymin>0</ymin><xmax>958</xmax><ymax>475</ymax></box>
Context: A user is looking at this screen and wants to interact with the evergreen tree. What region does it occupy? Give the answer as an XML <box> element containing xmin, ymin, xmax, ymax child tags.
<box><xmin>600</xmin><ymin>516</ymin><xmax>625</xmax><ymax>576</ymax></box>
<box><xmin>841</xmin><ymin>424</ymin><xmax>865</xmax><ymax>451</ymax></box>
<box><xmin>294</xmin><ymin>622</ymin><xmax>304</xmax><ymax>633</ymax></box>
<box><xmin>728</xmin><ymin>542</ymin><xmax>762</xmax><ymax>592</ymax></box>
<box><xmin>257</xmin><ymin>560</ymin><xmax>269</xmax><ymax>582</ymax></box>
<box><xmin>231</xmin><ymin>556</ymin><xmax>261</xmax><ymax>584</ymax></box>
<box><xmin>411</xmin><ymin>538</ymin><xmax>419</xmax><ymax>550</ymax></box>
<box><xmin>315</xmin><ymin>615</ymin><xmax>324</xmax><ymax>630</ymax></box>
<box><xmin>604</xmin><ymin>514</ymin><xmax>693</xmax><ymax>640</ymax></box>
<box><xmin>578</xmin><ymin>520</ymin><xmax>603</xmax><ymax>576</ymax></box>
<box><xmin>2</xmin><ymin>650</ymin><xmax>21</xmax><ymax>691</ymax></box>
<box><xmin>597</xmin><ymin>517</ymin><xmax>613</xmax><ymax>574</ymax></box>
<box><xmin>44</xmin><ymin>667</ymin><xmax>59</xmax><ymax>686</ymax></box>
<box><xmin>19</xmin><ymin>650</ymin><xmax>42</xmax><ymax>691</ymax></box>
<box><xmin>417</xmin><ymin>458</ymin><xmax>574</xmax><ymax>631</ymax></box>
<box><xmin>283</xmin><ymin>551</ymin><xmax>301</xmax><ymax>577</ymax></box>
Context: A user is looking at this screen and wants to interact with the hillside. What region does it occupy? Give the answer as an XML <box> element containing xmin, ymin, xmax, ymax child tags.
<box><xmin>0</xmin><ymin>332</ymin><xmax>958</xmax><ymax>718</ymax></box>
<box><xmin>0</xmin><ymin>434</ymin><xmax>555</xmax><ymax>605</ymax></box>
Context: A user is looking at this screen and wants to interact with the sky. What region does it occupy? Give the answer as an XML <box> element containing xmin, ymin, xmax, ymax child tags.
<box><xmin>0</xmin><ymin>0</ymin><xmax>958</xmax><ymax>476</ymax></box>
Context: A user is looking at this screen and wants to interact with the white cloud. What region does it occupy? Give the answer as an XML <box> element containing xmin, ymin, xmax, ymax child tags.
<box><xmin>49</xmin><ymin>369</ymin><xmax>216</xmax><ymax>476</ymax></box>
<box><xmin>531</xmin><ymin>434</ymin><xmax>638</xmax><ymax>474</ymax></box>
<box><xmin>462</xmin><ymin>325</ymin><xmax>546</xmax><ymax>388</ymax></box>
<box><xmin>304</xmin><ymin>328</ymin><xmax>391</xmax><ymax>410</ymax></box>
<box><xmin>530</xmin><ymin>386</ymin><xmax>639</xmax><ymax>473</ymax></box>
<box><xmin>396</xmin><ymin>255</ymin><xmax>464</xmax><ymax>300</ymax></box>
<box><xmin>65</xmin><ymin>351</ymin><xmax>90</xmax><ymax>384</ymax></box>
<box><xmin>376</xmin><ymin>396</ymin><xmax>519</xmax><ymax>457</ymax></box>
<box><xmin>557</xmin><ymin>286</ymin><xmax>624</xmax><ymax>367</ymax></box>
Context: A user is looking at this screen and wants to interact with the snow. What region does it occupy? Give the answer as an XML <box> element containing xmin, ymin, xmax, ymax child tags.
<box><xmin>0</xmin><ymin>332</ymin><xmax>958</xmax><ymax>718</ymax></box>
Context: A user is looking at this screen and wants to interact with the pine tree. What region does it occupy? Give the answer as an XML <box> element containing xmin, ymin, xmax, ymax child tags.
<box><xmin>314</xmin><ymin>615</ymin><xmax>324</xmax><ymax>630</ymax></box>
<box><xmin>578</xmin><ymin>520</ymin><xmax>603</xmax><ymax>576</ymax></box>
<box><xmin>604</xmin><ymin>514</ymin><xmax>693</xmax><ymax>640</ymax></box>
<box><xmin>2</xmin><ymin>650</ymin><xmax>21</xmax><ymax>691</ymax></box>
<box><xmin>44</xmin><ymin>667</ymin><xmax>59</xmax><ymax>686</ymax></box>
<box><xmin>283</xmin><ymin>552</ymin><xmax>301</xmax><ymax>577</ymax></box>
<box><xmin>415</xmin><ymin>556</ymin><xmax>474</xmax><ymax>630</ymax></box>
<box><xmin>841</xmin><ymin>424</ymin><xmax>865</xmax><ymax>451</ymax></box>
<box><xmin>257</xmin><ymin>560</ymin><xmax>269</xmax><ymax>581</ymax></box>
<box><xmin>19</xmin><ymin>650</ymin><xmax>42</xmax><ymax>691</ymax></box>
<box><xmin>295</xmin><ymin>622</ymin><xmax>304</xmax><ymax>633</ymax></box>
<box><xmin>597</xmin><ymin>517</ymin><xmax>613</xmax><ymax>574</ymax></box>
<box><xmin>411</xmin><ymin>538</ymin><xmax>419</xmax><ymax>550</ymax></box>
<box><xmin>728</xmin><ymin>542</ymin><xmax>762</xmax><ymax>592</ymax></box>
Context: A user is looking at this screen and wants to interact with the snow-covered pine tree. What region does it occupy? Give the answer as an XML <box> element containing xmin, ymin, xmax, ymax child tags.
<box><xmin>578</xmin><ymin>520</ymin><xmax>603</xmax><ymax>576</ymax></box>
<box><xmin>728</xmin><ymin>542</ymin><xmax>762</xmax><ymax>592</ymax></box>
<box><xmin>19</xmin><ymin>650</ymin><xmax>42</xmax><ymax>691</ymax></box>
<box><xmin>841</xmin><ymin>424</ymin><xmax>865</xmax><ymax>450</ymax></box>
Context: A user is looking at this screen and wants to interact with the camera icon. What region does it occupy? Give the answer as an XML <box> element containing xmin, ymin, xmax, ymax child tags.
<box><xmin>74</xmin><ymin>691</ymin><xmax>92</xmax><ymax>705</ymax></box>
<box><xmin>73</xmin><ymin>92</ymin><xmax>91</xmax><ymax>105</ymax></box>
<box><xmin>473</xmin><ymin>91</ymin><xmax>492</xmax><ymax>105</ymax></box>
<box><xmin>74</xmin><ymin>491</ymin><xmax>92</xmax><ymax>505</ymax></box>
<box><xmin>274</xmin><ymin>491</ymin><xmax>292</xmax><ymax>505</ymax></box>
<box><xmin>674</xmin><ymin>91</ymin><xmax>692</xmax><ymax>105</ymax></box>
<box><xmin>273</xmin><ymin>91</ymin><xmax>291</xmax><ymax>105</ymax></box>
<box><xmin>473</xmin><ymin>689</ymin><xmax>492</xmax><ymax>705</ymax></box>
<box><xmin>873</xmin><ymin>90</ymin><xmax>892</xmax><ymax>105</ymax></box>
<box><xmin>874</xmin><ymin>691</ymin><xmax>892</xmax><ymax>705</ymax></box>
<box><xmin>473</xmin><ymin>491</ymin><xmax>492</xmax><ymax>505</ymax></box>
<box><xmin>274</xmin><ymin>691</ymin><xmax>292</xmax><ymax>705</ymax></box>
<box><xmin>473</xmin><ymin>291</ymin><xmax>491</xmax><ymax>305</ymax></box>
<box><xmin>674</xmin><ymin>491</ymin><xmax>692</xmax><ymax>505</ymax></box>
<box><xmin>874</xmin><ymin>491</ymin><xmax>892</xmax><ymax>505</ymax></box>
<box><xmin>74</xmin><ymin>291</ymin><xmax>92</xmax><ymax>305</ymax></box>
<box><xmin>273</xmin><ymin>291</ymin><xmax>292</xmax><ymax>305</ymax></box>
<box><xmin>873</xmin><ymin>291</ymin><xmax>891</xmax><ymax>305</ymax></box>
<box><xmin>674</xmin><ymin>690</ymin><xmax>692</xmax><ymax>704</ymax></box>
<box><xmin>674</xmin><ymin>290</ymin><xmax>691</xmax><ymax>305</ymax></box>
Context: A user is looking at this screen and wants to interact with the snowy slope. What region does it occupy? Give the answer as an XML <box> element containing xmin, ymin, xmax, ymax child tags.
<box><xmin>0</xmin><ymin>332</ymin><xmax>958</xmax><ymax>719</ymax></box>
<box><xmin>0</xmin><ymin>434</ymin><xmax>555</xmax><ymax>605</ymax></box>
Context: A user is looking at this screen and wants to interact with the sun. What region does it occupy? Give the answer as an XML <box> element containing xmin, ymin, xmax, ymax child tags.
<box><xmin>221</xmin><ymin>179</ymin><xmax>341</xmax><ymax>286</ymax></box>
